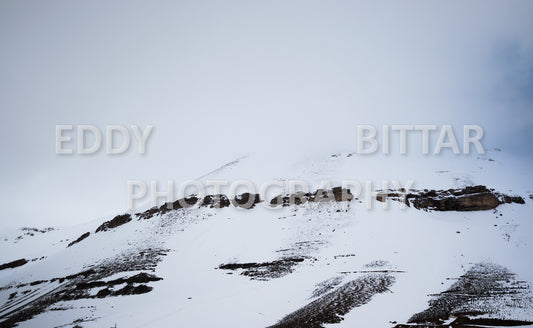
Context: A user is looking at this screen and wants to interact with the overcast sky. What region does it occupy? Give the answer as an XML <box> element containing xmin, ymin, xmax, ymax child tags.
<box><xmin>1</xmin><ymin>0</ymin><xmax>532</xmax><ymax>227</ymax></box>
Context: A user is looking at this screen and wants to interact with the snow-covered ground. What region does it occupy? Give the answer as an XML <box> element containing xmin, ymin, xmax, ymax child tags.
<box><xmin>1</xmin><ymin>149</ymin><xmax>532</xmax><ymax>328</ymax></box>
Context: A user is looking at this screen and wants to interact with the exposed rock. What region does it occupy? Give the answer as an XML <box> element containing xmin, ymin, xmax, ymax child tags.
<box><xmin>270</xmin><ymin>187</ymin><xmax>353</xmax><ymax>207</ymax></box>
<box><xmin>67</xmin><ymin>232</ymin><xmax>90</xmax><ymax>247</ymax></box>
<box><xmin>0</xmin><ymin>259</ymin><xmax>27</xmax><ymax>271</ymax></box>
<box><xmin>159</xmin><ymin>196</ymin><xmax>201</xmax><ymax>214</ymax></box>
<box><xmin>95</xmin><ymin>288</ymin><xmax>112</xmax><ymax>298</ymax></box>
<box><xmin>232</xmin><ymin>193</ymin><xmax>261</xmax><ymax>209</ymax></box>
<box><xmin>500</xmin><ymin>195</ymin><xmax>526</xmax><ymax>204</ymax></box>
<box><xmin>377</xmin><ymin>185</ymin><xmax>525</xmax><ymax>211</ymax></box>
<box><xmin>106</xmin><ymin>272</ymin><xmax>162</xmax><ymax>285</ymax></box>
<box><xmin>394</xmin><ymin>263</ymin><xmax>533</xmax><ymax>327</ymax></box>
<box><xmin>137</xmin><ymin>207</ymin><xmax>159</xmax><ymax>220</ymax></box>
<box><xmin>21</xmin><ymin>227</ymin><xmax>54</xmax><ymax>234</ymax></box>
<box><xmin>0</xmin><ymin>248</ymin><xmax>167</xmax><ymax>327</ymax></box>
<box><xmin>95</xmin><ymin>214</ymin><xmax>132</xmax><ymax>233</ymax></box>
<box><xmin>114</xmin><ymin>284</ymin><xmax>153</xmax><ymax>296</ymax></box>
<box><xmin>95</xmin><ymin>283</ymin><xmax>153</xmax><ymax>298</ymax></box>
<box><xmin>271</xmin><ymin>191</ymin><xmax>312</xmax><ymax>206</ymax></box>
<box><xmin>202</xmin><ymin>194</ymin><xmax>231</xmax><ymax>208</ymax></box>
<box><xmin>219</xmin><ymin>257</ymin><xmax>305</xmax><ymax>280</ymax></box>
<box><xmin>158</xmin><ymin>194</ymin><xmax>232</xmax><ymax>214</ymax></box>
<box><xmin>268</xmin><ymin>273</ymin><xmax>395</xmax><ymax>328</ymax></box>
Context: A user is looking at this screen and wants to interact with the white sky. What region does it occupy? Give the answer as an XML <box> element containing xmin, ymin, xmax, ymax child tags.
<box><xmin>1</xmin><ymin>0</ymin><xmax>532</xmax><ymax>227</ymax></box>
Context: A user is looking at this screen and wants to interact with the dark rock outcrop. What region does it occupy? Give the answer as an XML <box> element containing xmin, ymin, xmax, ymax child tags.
<box><xmin>377</xmin><ymin>185</ymin><xmax>525</xmax><ymax>212</ymax></box>
<box><xmin>0</xmin><ymin>259</ymin><xmax>27</xmax><ymax>271</ymax></box>
<box><xmin>270</xmin><ymin>187</ymin><xmax>353</xmax><ymax>207</ymax></box>
<box><xmin>202</xmin><ymin>194</ymin><xmax>231</xmax><ymax>208</ymax></box>
<box><xmin>232</xmin><ymin>193</ymin><xmax>261</xmax><ymax>209</ymax></box>
<box><xmin>137</xmin><ymin>207</ymin><xmax>159</xmax><ymax>220</ymax></box>
<box><xmin>67</xmin><ymin>232</ymin><xmax>90</xmax><ymax>247</ymax></box>
<box><xmin>95</xmin><ymin>214</ymin><xmax>132</xmax><ymax>233</ymax></box>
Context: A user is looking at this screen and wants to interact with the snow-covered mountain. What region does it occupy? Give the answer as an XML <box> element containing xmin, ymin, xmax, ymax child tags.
<box><xmin>1</xmin><ymin>149</ymin><xmax>532</xmax><ymax>328</ymax></box>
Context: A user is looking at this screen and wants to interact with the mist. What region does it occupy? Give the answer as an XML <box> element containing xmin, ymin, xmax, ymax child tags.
<box><xmin>1</xmin><ymin>0</ymin><xmax>532</xmax><ymax>227</ymax></box>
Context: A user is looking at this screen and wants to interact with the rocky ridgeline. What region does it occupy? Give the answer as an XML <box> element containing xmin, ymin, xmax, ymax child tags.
<box><xmin>270</xmin><ymin>186</ymin><xmax>354</xmax><ymax>206</ymax></box>
<box><xmin>95</xmin><ymin>214</ymin><xmax>133</xmax><ymax>232</ymax></box>
<box><xmin>377</xmin><ymin>185</ymin><xmax>525</xmax><ymax>211</ymax></box>
<box><xmin>130</xmin><ymin>187</ymin><xmax>352</xmax><ymax>222</ymax></box>
<box><xmin>82</xmin><ymin>186</ymin><xmax>525</xmax><ymax>247</ymax></box>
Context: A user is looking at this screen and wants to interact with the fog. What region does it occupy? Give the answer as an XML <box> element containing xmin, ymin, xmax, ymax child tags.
<box><xmin>1</xmin><ymin>0</ymin><xmax>532</xmax><ymax>227</ymax></box>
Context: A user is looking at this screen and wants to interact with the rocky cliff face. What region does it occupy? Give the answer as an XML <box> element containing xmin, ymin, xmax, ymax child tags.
<box><xmin>377</xmin><ymin>185</ymin><xmax>525</xmax><ymax>211</ymax></box>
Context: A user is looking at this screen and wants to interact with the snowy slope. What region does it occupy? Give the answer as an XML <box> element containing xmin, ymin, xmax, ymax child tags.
<box><xmin>1</xmin><ymin>149</ymin><xmax>532</xmax><ymax>328</ymax></box>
